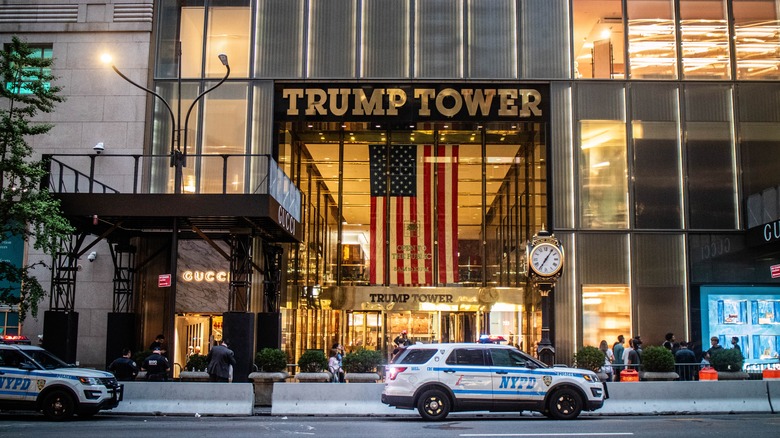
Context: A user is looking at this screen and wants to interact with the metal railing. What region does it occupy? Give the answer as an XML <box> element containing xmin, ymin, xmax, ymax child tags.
<box><xmin>42</xmin><ymin>153</ymin><xmax>301</xmax><ymax>221</ymax></box>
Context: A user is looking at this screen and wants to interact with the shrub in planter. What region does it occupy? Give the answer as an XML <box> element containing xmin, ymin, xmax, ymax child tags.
<box><xmin>133</xmin><ymin>350</ymin><xmax>151</xmax><ymax>365</ymax></box>
<box><xmin>297</xmin><ymin>349</ymin><xmax>328</xmax><ymax>372</ymax></box>
<box><xmin>710</xmin><ymin>348</ymin><xmax>744</xmax><ymax>372</ymax></box>
<box><xmin>641</xmin><ymin>346</ymin><xmax>675</xmax><ymax>372</ymax></box>
<box><xmin>185</xmin><ymin>353</ymin><xmax>209</xmax><ymax>371</ymax></box>
<box><xmin>573</xmin><ymin>346</ymin><xmax>604</xmax><ymax>373</ymax></box>
<box><xmin>342</xmin><ymin>348</ymin><xmax>384</xmax><ymax>373</ymax></box>
<box><xmin>255</xmin><ymin>348</ymin><xmax>289</xmax><ymax>372</ymax></box>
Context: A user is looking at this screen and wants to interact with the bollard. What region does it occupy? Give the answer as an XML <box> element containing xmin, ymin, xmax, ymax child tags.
<box><xmin>620</xmin><ymin>368</ymin><xmax>639</xmax><ymax>382</ymax></box>
<box><xmin>699</xmin><ymin>366</ymin><xmax>718</xmax><ymax>381</ymax></box>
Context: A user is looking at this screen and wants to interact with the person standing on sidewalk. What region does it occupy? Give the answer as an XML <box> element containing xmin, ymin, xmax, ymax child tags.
<box><xmin>108</xmin><ymin>348</ymin><xmax>138</xmax><ymax>381</ymax></box>
<box><xmin>207</xmin><ymin>339</ymin><xmax>236</xmax><ymax>382</ymax></box>
<box><xmin>142</xmin><ymin>348</ymin><xmax>170</xmax><ymax>381</ymax></box>
<box><xmin>612</xmin><ymin>335</ymin><xmax>625</xmax><ymax>381</ymax></box>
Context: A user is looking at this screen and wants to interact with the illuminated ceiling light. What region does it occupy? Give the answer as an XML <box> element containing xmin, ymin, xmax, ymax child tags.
<box><xmin>601</xmin><ymin>29</ymin><xmax>612</xmax><ymax>39</ymax></box>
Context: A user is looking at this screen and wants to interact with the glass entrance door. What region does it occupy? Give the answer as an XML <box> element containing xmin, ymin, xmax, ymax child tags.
<box><xmin>346</xmin><ymin>311</ymin><xmax>382</xmax><ymax>351</ymax></box>
<box><xmin>440</xmin><ymin>312</ymin><xmax>477</xmax><ymax>343</ymax></box>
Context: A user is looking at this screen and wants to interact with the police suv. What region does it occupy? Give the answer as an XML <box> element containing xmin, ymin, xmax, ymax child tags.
<box><xmin>381</xmin><ymin>343</ymin><xmax>605</xmax><ymax>420</ymax></box>
<box><xmin>0</xmin><ymin>343</ymin><xmax>123</xmax><ymax>420</ymax></box>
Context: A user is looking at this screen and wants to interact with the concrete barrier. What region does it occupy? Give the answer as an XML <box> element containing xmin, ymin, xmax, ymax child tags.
<box><xmin>271</xmin><ymin>381</ymin><xmax>776</xmax><ymax>417</ymax></box>
<box><xmin>596</xmin><ymin>381</ymin><xmax>772</xmax><ymax>415</ymax></box>
<box><xmin>111</xmin><ymin>382</ymin><xmax>254</xmax><ymax>416</ymax></box>
<box><xmin>272</xmin><ymin>383</ymin><xmax>410</xmax><ymax>416</ymax></box>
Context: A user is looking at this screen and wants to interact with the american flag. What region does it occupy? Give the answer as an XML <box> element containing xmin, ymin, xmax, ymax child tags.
<box><xmin>369</xmin><ymin>144</ymin><xmax>458</xmax><ymax>285</ymax></box>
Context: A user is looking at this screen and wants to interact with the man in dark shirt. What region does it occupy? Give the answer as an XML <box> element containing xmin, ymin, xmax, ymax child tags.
<box><xmin>706</xmin><ymin>336</ymin><xmax>724</xmax><ymax>358</ymax></box>
<box><xmin>674</xmin><ymin>341</ymin><xmax>697</xmax><ymax>381</ymax></box>
<box><xmin>142</xmin><ymin>348</ymin><xmax>170</xmax><ymax>381</ymax></box>
<box><xmin>108</xmin><ymin>348</ymin><xmax>138</xmax><ymax>381</ymax></box>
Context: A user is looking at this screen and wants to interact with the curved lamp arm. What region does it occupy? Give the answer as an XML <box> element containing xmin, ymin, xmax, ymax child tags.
<box><xmin>183</xmin><ymin>57</ymin><xmax>231</xmax><ymax>158</ymax></box>
<box><xmin>110</xmin><ymin>65</ymin><xmax>177</xmax><ymax>156</ymax></box>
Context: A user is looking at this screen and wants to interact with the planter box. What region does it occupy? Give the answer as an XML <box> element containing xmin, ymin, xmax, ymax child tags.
<box><xmin>717</xmin><ymin>371</ymin><xmax>749</xmax><ymax>380</ymax></box>
<box><xmin>345</xmin><ymin>372</ymin><xmax>380</xmax><ymax>383</ymax></box>
<box><xmin>249</xmin><ymin>371</ymin><xmax>289</xmax><ymax>406</ymax></box>
<box><xmin>179</xmin><ymin>371</ymin><xmax>210</xmax><ymax>382</ymax></box>
<box><xmin>640</xmin><ymin>371</ymin><xmax>679</xmax><ymax>381</ymax></box>
<box><xmin>296</xmin><ymin>372</ymin><xmax>332</xmax><ymax>382</ymax></box>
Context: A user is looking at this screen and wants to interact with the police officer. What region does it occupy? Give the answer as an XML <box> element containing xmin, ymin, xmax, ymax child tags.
<box><xmin>142</xmin><ymin>348</ymin><xmax>170</xmax><ymax>381</ymax></box>
<box><xmin>108</xmin><ymin>347</ymin><xmax>138</xmax><ymax>381</ymax></box>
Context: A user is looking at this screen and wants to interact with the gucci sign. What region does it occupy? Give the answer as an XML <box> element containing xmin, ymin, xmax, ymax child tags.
<box><xmin>278</xmin><ymin>205</ymin><xmax>296</xmax><ymax>235</ymax></box>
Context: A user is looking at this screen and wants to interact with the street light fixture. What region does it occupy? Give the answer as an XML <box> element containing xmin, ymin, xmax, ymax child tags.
<box><xmin>100</xmin><ymin>49</ymin><xmax>230</xmax><ymax>194</ymax></box>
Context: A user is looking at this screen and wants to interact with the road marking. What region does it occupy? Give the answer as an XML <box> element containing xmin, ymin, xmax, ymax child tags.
<box><xmin>460</xmin><ymin>434</ymin><xmax>633</xmax><ymax>437</ymax></box>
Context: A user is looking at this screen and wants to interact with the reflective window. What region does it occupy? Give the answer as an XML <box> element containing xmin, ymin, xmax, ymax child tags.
<box><xmin>446</xmin><ymin>348</ymin><xmax>485</xmax><ymax>366</ymax></box>
<box><xmin>582</xmin><ymin>285</ymin><xmax>631</xmax><ymax>348</ymax></box>
<box><xmin>256</xmin><ymin>0</ymin><xmax>305</xmax><ymax>78</ymax></box>
<box><xmin>632</xmin><ymin>121</ymin><xmax>682</xmax><ymax>228</ymax></box>
<box><xmin>684</xmin><ymin>86</ymin><xmax>737</xmax><ymax>229</ymax></box>
<box><xmin>733</xmin><ymin>0</ymin><xmax>780</xmax><ymax>80</ymax></box>
<box><xmin>579</xmin><ymin>121</ymin><xmax>628</xmax><ymax>229</ymax></box>
<box><xmin>627</xmin><ymin>0</ymin><xmax>678</xmax><ymax>79</ymax></box>
<box><xmin>679</xmin><ymin>0</ymin><xmax>730</xmax><ymax>79</ymax></box>
<box><xmin>199</xmin><ymin>84</ymin><xmax>248</xmax><ymax>193</ymax></box>
<box><xmin>572</xmin><ymin>0</ymin><xmax>625</xmax><ymax>79</ymax></box>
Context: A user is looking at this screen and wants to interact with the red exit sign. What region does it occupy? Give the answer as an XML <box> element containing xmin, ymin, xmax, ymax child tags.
<box><xmin>158</xmin><ymin>274</ymin><xmax>171</xmax><ymax>287</ymax></box>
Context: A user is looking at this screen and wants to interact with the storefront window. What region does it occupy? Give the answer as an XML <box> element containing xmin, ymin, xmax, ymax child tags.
<box><xmin>572</xmin><ymin>0</ymin><xmax>625</xmax><ymax>79</ymax></box>
<box><xmin>627</xmin><ymin>0</ymin><xmax>678</xmax><ymax>79</ymax></box>
<box><xmin>579</xmin><ymin>121</ymin><xmax>629</xmax><ymax>229</ymax></box>
<box><xmin>205</xmin><ymin>6</ymin><xmax>251</xmax><ymax>78</ymax></box>
<box><xmin>733</xmin><ymin>0</ymin><xmax>780</xmax><ymax>80</ymax></box>
<box><xmin>582</xmin><ymin>285</ymin><xmax>631</xmax><ymax>348</ymax></box>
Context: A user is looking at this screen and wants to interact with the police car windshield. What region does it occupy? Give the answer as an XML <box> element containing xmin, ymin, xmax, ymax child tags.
<box><xmin>23</xmin><ymin>349</ymin><xmax>71</xmax><ymax>370</ymax></box>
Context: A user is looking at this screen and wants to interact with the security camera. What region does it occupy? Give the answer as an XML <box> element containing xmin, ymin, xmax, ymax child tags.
<box><xmin>87</xmin><ymin>251</ymin><xmax>97</xmax><ymax>262</ymax></box>
<box><xmin>93</xmin><ymin>142</ymin><xmax>104</xmax><ymax>154</ymax></box>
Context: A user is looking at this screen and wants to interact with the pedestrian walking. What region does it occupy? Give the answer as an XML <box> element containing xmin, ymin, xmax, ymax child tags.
<box><xmin>207</xmin><ymin>339</ymin><xmax>236</xmax><ymax>382</ymax></box>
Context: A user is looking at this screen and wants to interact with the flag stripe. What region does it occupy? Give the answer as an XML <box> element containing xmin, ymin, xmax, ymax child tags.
<box><xmin>369</xmin><ymin>144</ymin><xmax>457</xmax><ymax>286</ymax></box>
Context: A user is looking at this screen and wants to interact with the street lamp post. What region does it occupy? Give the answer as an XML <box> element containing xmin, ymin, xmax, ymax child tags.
<box><xmin>101</xmin><ymin>47</ymin><xmax>230</xmax><ymax>350</ymax></box>
<box><xmin>100</xmin><ymin>48</ymin><xmax>230</xmax><ymax>194</ymax></box>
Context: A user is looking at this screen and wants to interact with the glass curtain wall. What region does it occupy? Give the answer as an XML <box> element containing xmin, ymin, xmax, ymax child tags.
<box><xmin>284</xmin><ymin>123</ymin><xmax>546</xmax><ymax>289</ymax></box>
<box><xmin>573</xmin><ymin>0</ymin><xmax>780</xmax><ymax>81</ymax></box>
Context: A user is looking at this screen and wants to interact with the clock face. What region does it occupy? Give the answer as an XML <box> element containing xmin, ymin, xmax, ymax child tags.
<box><xmin>529</xmin><ymin>243</ymin><xmax>563</xmax><ymax>277</ymax></box>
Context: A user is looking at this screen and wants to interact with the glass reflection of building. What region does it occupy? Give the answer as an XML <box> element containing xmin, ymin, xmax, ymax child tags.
<box><xmin>142</xmin><ymin>0</ymin><xmax>780</xmax><ymax>366</ymax></box>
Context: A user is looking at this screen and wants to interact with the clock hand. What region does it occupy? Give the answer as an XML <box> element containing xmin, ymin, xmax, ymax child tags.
<box><xmin>540</xmin><ymin>250</ymin><xmax>553</xmax><ymax>269</ymax></box>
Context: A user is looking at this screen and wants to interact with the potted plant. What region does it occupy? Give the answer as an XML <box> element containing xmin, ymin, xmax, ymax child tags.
<box><xmin>132</xmin><ymin>349</ymin><xmax>151</xmax><ymax>380</ymax></box>
<box><xmin>248</xmin><ymin>348</ymin><xmax>289</xmax><ymax>406</ymax></box>
<box><xmin>710</xmin><ymin>349</ymin><xmax>747</xmax><ymax>380</ymax></box>
<box><xmin>342</xmin><ymin>348</ymin><xmax>383</xmax><ymax>382</ymax></box>
<box><xmin>573</xmin><ymin>346</ymin><xmax>605</xmax><ymax>380</ymax></box>
<box><xmin>639</xmin><ymin>346</ymin><xmax>678</xmax><ymax>381</ymax></box>
<box><xmin>179</xmin><ymin>353</ymin><xmax>210</xmax><ymax>382</ymax></box>
<box><xmin>295</xmin><ymin>349</ymin><xmax>331</xmax><ymax>382</ymax></box>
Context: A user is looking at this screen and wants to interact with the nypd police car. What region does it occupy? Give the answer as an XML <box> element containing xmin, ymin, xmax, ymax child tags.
<box><xmin>381</xmin><ymin>343</ymin><xmax>605</xmax><ymax>420</ymax></box>
<box><xmin>0</xmin><ymin>343</ymin><xmax>123</xmax><ymax>420</ymax></box>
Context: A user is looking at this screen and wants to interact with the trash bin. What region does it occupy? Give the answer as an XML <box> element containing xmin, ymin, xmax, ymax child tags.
<box><xmin>620</xmin><ymin>368</ymin><xmax>639</xmax><ymax>382</ymax></box>
<box><xmin>699</xmin><ymin>366</ymin><xmax>718</xmax><ymax>381</ymax></box>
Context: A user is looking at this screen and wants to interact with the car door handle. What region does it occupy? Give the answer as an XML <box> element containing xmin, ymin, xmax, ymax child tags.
<box><xmin>443</xmin><ymin>369</ymin><xmax>456</xmax><ymax>373</ymax></box>
<box><xmin>495</xmin><ymin>371</ymin><xmax>508</xmax><ymax>375</ymax></box>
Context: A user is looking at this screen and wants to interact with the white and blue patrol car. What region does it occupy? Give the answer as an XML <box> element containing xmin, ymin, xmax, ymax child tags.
<box><xmin>381</xmin><ymin>343</ymin><xmax>605</xmax><ymax>420</ymax></box>
<box><xmin>0</xmin><ymin>344</ymin><xmax>123</xmax><ymax>420</ymax></box>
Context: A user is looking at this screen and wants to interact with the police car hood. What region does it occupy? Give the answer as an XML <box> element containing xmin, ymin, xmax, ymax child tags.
<box><xmin>44</xmin><ymin>366</ymin><xmax>115</xmax><ymax>378</ymax></box>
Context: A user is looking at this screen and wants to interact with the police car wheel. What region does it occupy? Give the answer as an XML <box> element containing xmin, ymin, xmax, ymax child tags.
<box><xmin>41</xmin><ymin>390</ymin><xmax>75</xmax><ymax>421</ymax></box>
<box><xmin>417</xmin><ymin>389</ymin><xmax>450</xmax><ymax>421</ymax></box>
<box><xmin>546</xmin><ymin>387</ymin><xmax>582</xmax><ymax>420</ymax></box>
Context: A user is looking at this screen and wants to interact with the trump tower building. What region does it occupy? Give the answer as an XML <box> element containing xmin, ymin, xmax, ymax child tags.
<box><xmin>1</xmin><ymin>0</ymin><xmax>779</xmax><ymax>377</ymax></box>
